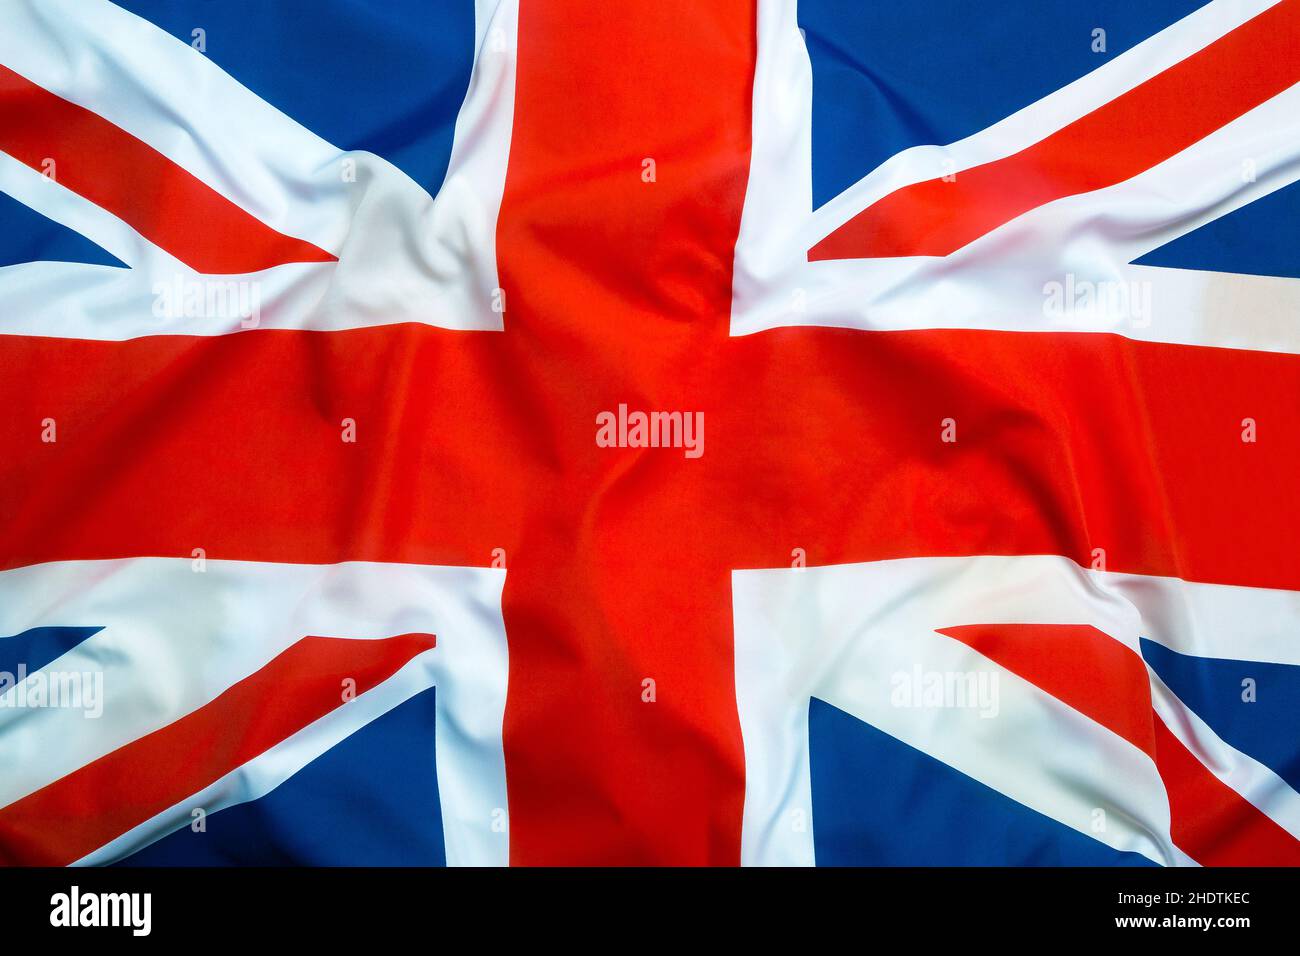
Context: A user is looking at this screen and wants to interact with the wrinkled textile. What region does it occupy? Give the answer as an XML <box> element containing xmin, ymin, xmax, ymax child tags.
<box><xmin>1</xmin><ymin>0</ymin><xmax>1298</xmax><ymax>866</ymax></box>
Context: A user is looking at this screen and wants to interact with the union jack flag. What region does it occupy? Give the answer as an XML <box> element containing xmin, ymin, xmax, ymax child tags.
<box><xmin>1</xmin><ymin>0</ymin><xmax>1298</xmax><ymax>867</ymax></box>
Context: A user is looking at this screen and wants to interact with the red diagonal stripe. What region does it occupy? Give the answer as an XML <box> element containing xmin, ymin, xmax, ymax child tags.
<box><xmin>941</xmin><ymin>623</ymin><xmax>1300</xmax><ymax>865</ymax></box>
<box><xmin>937</xmin><ymin>624</ymin><xmax>1156</xmax><ymax>755</ymax></box>
<box><xmin>0</xmin><ymin>63</ymin><xmax>336</xmax><ymax>273</ymax></box>
<box><xmin>1153</xmin><ymin>716</ymin><xmax>1300</xmax><ymax>866</ymax></box>
<box><xmin>0</xmin><ymin>631</ymin><xmax>434</xmax><ymax>866</ymax></box>
<box><xmin>810</xmin><ymin>0</ymin><xmax>1300</xmax><ymax>260</ymax></box>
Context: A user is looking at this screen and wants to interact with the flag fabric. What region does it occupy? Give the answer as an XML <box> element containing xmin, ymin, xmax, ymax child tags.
<box><xmin>1</xmin><ymin>0</ymin><xmax>1298</xmax><ymax>866</ymax></box>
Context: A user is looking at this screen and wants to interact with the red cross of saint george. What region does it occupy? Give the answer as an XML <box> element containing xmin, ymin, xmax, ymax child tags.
<box><xmin>3</xmin><ymin>0</ymin><xmax>1300</xmax><ymax>865</ymax></box>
